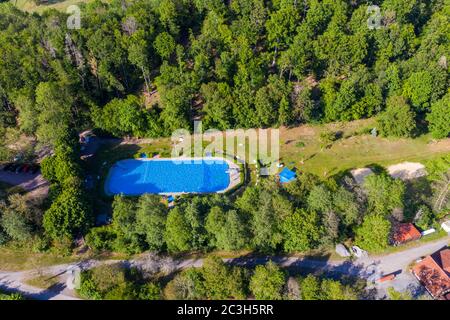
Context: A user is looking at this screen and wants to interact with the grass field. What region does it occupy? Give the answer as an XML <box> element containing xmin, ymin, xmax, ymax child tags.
<box><xmin>0</xmin><ymin>246</ymin><xmax>77</xmax><ymax>271</ymax></box>
<box><xmin>24</xmin><ymin>273</ymin><xmax>60</xmax><ymax>289</ymax></box>
<box><xmin>11</xmin><ymin>0</ymin><xmax>99</xmax><ymax>13</ymax></box>
<box><xmin>280</xmin><ymin>119</ymin><xmax>450</xmax><ymax>177</ymax></box>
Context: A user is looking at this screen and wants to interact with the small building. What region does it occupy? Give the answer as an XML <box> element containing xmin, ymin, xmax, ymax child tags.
<box><xmin>391</xmin><ymin>223</ymin><xmax>421</xmax><ymax>246</ymax></box>
<box><xmin>278</xmin><ymin>167</ymin><xmax>296</xmax><ymax>184</ymax></box>
<box><xmin>412</xmin><ymin>248</ymin><xmax>450</xmax><ymax>300</ymax></box>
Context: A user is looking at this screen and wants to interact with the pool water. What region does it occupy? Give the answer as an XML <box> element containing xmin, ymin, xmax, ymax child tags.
<box><xmin>105</xmin><ymin>158</ymin><xmax>231</xmax><ymax>195</ymax></box>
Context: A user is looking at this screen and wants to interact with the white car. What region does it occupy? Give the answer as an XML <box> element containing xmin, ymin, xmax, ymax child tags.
<box><xmin>441</xmin><ymin>220</ymin><xmax>450</xmax><ymax>233</ymax></box>
<box><xmin>351</xmin><ymin>246</ymin><xmax>368</xmax><ymax>258</ymax></box>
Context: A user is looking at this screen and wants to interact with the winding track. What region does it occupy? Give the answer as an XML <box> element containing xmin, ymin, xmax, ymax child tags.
<box><xmin>0</xmin><ymin>236</ymin><xmax>448</xmax><ymax>300</ymax></box>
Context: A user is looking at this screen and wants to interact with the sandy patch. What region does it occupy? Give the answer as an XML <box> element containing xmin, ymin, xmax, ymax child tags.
<box><xmin>387</xmin><ymin>162</ymin><xmax>427</xmax><ymax>180</ymax></box>
<box><xmin>350</xmin><ymin>168</ymin><xmax>374</xmax><ymax>184</ymax></box>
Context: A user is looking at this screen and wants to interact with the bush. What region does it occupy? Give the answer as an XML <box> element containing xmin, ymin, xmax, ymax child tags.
<box><xmin>164</xmin><ymin>268</ymin><xmax>206</xmax><ymax>300</ymax></box>
<box><xmin>77</xmin><ymin>264</ymin><xmax>160</xmax><ymax>300</ymax></box>
<box><xmin>427</xmin><ymin>92</ymin><xmax>450</xmax><ymax>139</ymax></box>
<box><xmin>249</xmin><ymin>261</ymin><xmax>286</xmax><ymax>300</ymax></box>
<box><xmin>377</xmin><ymin>96</ymin><xmax>416</xmax><ymax>137</ymax></box>
<box><xmin>0</xmin><ymin>292</ymin><xmax>24</xmax><ymax>300</ymax></box>
<box><xmin>355</xmin><ymin>214</ymin><xmax>391</xmax><ymax>252</ymax></box>
<box><xmin>319</xmin><ymin>130</ymin><xmax>337</xmax><ymax>149</ymax></box>
<box><xmin>85</xmin><ymin>226</ymin><xmax>116</xmax><ymax>252</ymax></box>
<box><xmin>414</xmin><ymin>205</ymin><xmax>435</xmax><ymax>230</ymax></box>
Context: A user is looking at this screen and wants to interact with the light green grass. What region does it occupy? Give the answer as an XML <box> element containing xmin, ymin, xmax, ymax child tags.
<box><xmin>24</xmin><ymin>274</ymin><xmax>60</xmax><ymax>289</ymax></box>
<box><xmin>11</xmin><ymin>0</ymin><xmax>104</xmax><ymax>13</ymax></box>
<box><xmin>280</xmin><ymin>119</ymin><xmax>450</xmax><ymax>177</ymax></box>
<box><xmin>0</xmin><ymin>246</ymin><xmax>77</xmax><ymax>271</ymax></box>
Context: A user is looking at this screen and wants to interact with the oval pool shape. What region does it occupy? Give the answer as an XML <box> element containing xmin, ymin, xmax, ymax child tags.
<box><xmin>105</xmin><ymin>158</ymin><xmax>231</xmax><ymax>195</ymax></box>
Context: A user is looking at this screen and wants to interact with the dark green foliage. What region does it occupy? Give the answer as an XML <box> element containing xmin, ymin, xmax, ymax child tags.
<box><xmin>355</xmin><ymin>214</ymin><xmax>391</xmax><ymax>252</ymax></box>
<box><xmin>164</xmin><ymin>262</ymin><xmax>360</xmax><ymax>300</ymax></box>
<box><xmin>43</xmin><ymin>177</ymin><xmax>92</xmax><ymax>241</ymax></box>
<box><xmin>77</xmin><ymin>264</ymin><xmax>161</xmax><ymax>300</ymax></box>
<box><xmin>0</xmin><ymin>0</ymin><xmax>445</xmax><ymax>147</ymax></box>
<box><xmin>249</xmin><ymin>261</ymin><xmax>286</xmax><ymax>300</ymax></box>
<box><xmin>85</xmin><ymin>226</ymin><xmax>117</xmax><ymax>252</ymax></box>
<box><xmin>427</xmin><ymin>91</ymin><xmax>450</xmax><ymax>139</ymax></box>
<box><xmin>300</xmin><ymin>274</ymin><xmax>358</xmax><ymax>300</ymax></box>
<box><xmin>91</xmin><ymin>95</ymin><xmax>153</xmax><ymax>138</ymax></box>
<box><xmin>282</xmin><ymin>209</ymin><xmax>323</xmax><ymax>252</ymax></box>
<box><xmin>363</xmin><ymin>173</ymin><xmax>406</xmax><ymax>216</ymax></box>
<box><xmin>377</xmin><ymin>96</ymin><xmax>416</xmax><ymax>138</ymax></box>
<box><xmin>0</xmin><ymin>0</ymin><xmax>447</xmax><ymax>257</ymax></box>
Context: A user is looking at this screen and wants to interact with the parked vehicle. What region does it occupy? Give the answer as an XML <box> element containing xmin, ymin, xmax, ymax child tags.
<box><xmin>377</xmin><ymin>273</ymin><xmax>396</xmax><ymax>283</ymax></box>
<box><xmin>19</xmin><ymin>164</ymin><xmax>29</xmax><ymax>173</ymax></box>
<box><xmin>351</xmin><ymin>246</ymin><xmax>368</xmax><ymax>258</ymax></box>
<box><xmin>421</xmin><ymin>228</ymin><xmax>436</xmax><ymax>236</ymax></box>
<box><xmin>442</xmin><ymin>221</ymin><xmax>450</xmax><ymax>233</ymax></box>
<box><xmin>15</xmin><ymin>164</ymin><xmax>25</xmax><ymax>173</ymax></box>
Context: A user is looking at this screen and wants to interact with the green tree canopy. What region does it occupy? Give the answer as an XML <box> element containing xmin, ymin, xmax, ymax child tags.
<box><xmin>355</xmin><ymin>214</ymin><xmax>391</xmax><ymax>252</ymax></box>
<box><xmin>249</xmin><ymin>261</ymin><xmax>286</xmax><ymax>300</ymax></box>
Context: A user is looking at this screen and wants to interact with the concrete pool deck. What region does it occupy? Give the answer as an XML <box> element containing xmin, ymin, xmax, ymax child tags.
<box><xmin>105</xmin><ymin>156</ymin><xmax>242</xmax><ymax>196</ymax></box>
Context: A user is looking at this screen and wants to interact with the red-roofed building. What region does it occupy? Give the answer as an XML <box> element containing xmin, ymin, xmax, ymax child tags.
<box><xmin>412</xmin><ymin>248</ymin><xmax>450</xmax><ymax>300</ymax></box>
<box><xmin>391</xmin><ymin>223</ymin><xmax>421</xmax><ymax>246</ymax></box>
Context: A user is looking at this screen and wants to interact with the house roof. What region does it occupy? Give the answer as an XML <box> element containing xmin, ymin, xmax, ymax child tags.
<box><xmin>434</xmin><ymin>249</ymin><xmax>450</xmax><ymax>275</ymax></box>
<box><xmin>392</xmin><ymin>223</ymin><xmax>421</xmax><ymax>245</ymax></box>
<box><xmin>412</xmin><ymin>247</ymin><xmax>450</xmax><ymax>299</ymax></box>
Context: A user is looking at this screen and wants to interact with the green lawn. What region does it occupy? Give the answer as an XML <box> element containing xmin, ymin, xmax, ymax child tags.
<box><xmin>11</xmin><ymin>0</ymin><xmax>106</xmax><ymax>13</ymax></box>
<box><xmin>0</xmin><ymin>246</ymin><xmax>77</xmax><ymax>271</ymax></box>
<box><xmin>280</xmin><ymin>119</ymin><xmax>450</xmax><ymax>177</ymax></box>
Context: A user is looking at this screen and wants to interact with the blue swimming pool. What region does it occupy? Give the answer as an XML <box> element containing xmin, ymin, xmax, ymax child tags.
<box><xmin>105</xmin><ymin>158</ymin><xmax>231</xmax><ymax>195</ymax></box>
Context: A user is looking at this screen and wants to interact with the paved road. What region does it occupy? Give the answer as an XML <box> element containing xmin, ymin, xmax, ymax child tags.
<box><xmin>0</xmin><ymin>270</ymin><xmax>79</xmax><ymax>300</ymax></box>
<box><xmin>1</xmin><ymin>236</ymin><xmax>448</xmax><ymax>300</ymax></box>
<box><xmin>0</xmin><ymin>171</ymin><xmax>48</xmax><ymax>191</ymax></box>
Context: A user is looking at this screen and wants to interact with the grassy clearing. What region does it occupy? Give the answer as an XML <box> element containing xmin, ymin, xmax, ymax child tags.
<box><xmin>11</xmin><ymin>0</ymin><xmax>99</xmax><ymax>14</ymax></box>
<box><xmin>0</xmin><ymin>246</ymin><xmax>77</xmax><ymax>271</ymax></box>
<box><xmin>280</xmin><ymin>119</ymin><xmax>450</xmax><ymax>177</ymax></box>
<box><xmin>24</xmin><ymin>273</ymin><xmax>60</xmax><ymax>289</ymax></box>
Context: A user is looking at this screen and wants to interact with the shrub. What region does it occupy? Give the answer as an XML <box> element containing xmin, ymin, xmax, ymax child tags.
<box><xmin>85</xmin><ymin>226</ymin><xmax>116</xmax><ymax>252</ymax></box>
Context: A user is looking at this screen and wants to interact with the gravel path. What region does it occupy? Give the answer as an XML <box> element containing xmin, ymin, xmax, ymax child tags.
<box><xmin>0</xmin><ymin>171</ymin><xmax>48</xmax><ymax>191</ymax></box>
<box><xmin>1</xmin><ymin>236</ymin><xmax>447</xmax><ymax>300</ymax></box>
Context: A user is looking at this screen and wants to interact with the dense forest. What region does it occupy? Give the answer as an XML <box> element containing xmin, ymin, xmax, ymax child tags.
<box><xmin>0</xmin><ymin>1</ymin><xmax>449</xmax><ymax>257</ymax></box>
<box><xmin>0</xmin><ymin>0</ymin><xmax>448</xmax><ymax>152</ymax></box>
<box><xmin>76</xmin><ymin>257</ymin><xmax>369</xmax><ymax>300</ymax></box>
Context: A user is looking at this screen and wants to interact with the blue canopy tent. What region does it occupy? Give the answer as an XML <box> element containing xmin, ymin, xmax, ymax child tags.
<box><xmin>279</xmin><ymin>167</ymin><xmax>296</xmax><ymax>183</ymax></box>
